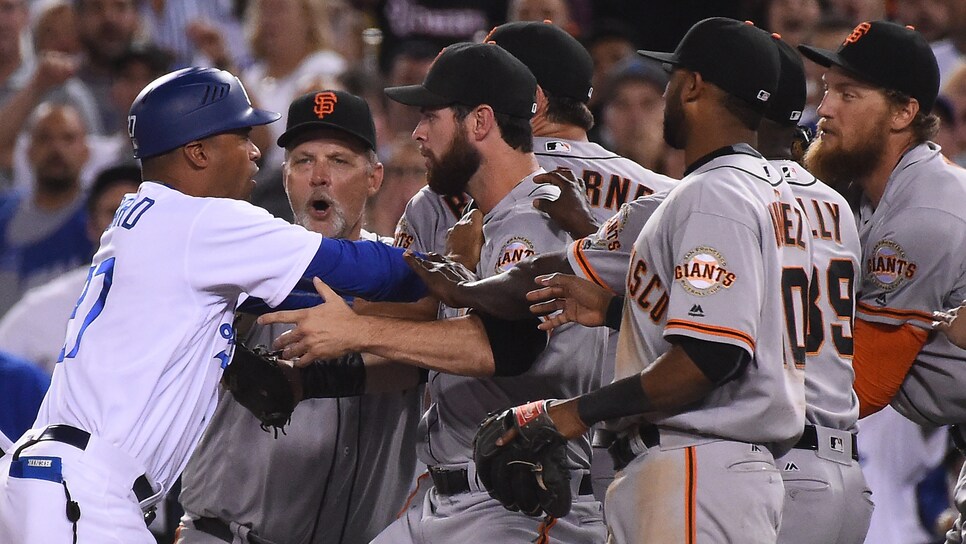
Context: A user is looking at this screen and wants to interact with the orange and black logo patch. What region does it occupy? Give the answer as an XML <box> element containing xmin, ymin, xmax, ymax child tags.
<box><xmin>314</xmin><ymin>92</ymin><xmax>338</xmax><ymax>119</ymax></box>
<box><xmin>844</xmin><ymin>22</ymin><xmax>871</xmax><ymax>45</ymax></box>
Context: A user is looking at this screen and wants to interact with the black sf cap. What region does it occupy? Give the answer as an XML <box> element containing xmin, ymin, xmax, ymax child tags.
<box><xmin>765</xmin><ymin>38</ymin><xmax>807</xmax><ymax>125</ymax></box>
<box><xmin>277</xmin><ymin>90</ymin><xmax>376</xmax><ymax>150</ymax></box>
<box><xmin>384</xmin><ymin>42</ymin><xmax>538</xmax><ymax>119</ymax></box>
<box><xmin>637</xmin><ymin>17</ymin><xmax>780</xmax><ymax>113</ymax></box>
<box><xmin>798</xmin><ymin>21</ymin><xmax>939</xmax><ymax>113</ymax></box>
<box><xmin>485</xmin><ymin>21</ymin><xmax>594</xmax><ymax>103</ymax></box>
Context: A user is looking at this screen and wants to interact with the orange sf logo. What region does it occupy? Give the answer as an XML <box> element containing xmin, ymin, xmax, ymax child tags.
<box><xmin>844</xmin><ymin>22</ymin><xmax>871</xmax><ymax>45</ymax></box>
<box><xmin>313</xmin><ymin>92</ymin><xmax>338</xmax><ymax>119</ymax></box>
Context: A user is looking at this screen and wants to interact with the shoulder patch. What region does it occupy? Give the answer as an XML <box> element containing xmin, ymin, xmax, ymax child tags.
<box><xmin>495</xmin><ymin>237</ymin><xmax>535</xmax><ymax>273</ymax></box>
<box><xmin>866</xmin><ymin>239</ymin><xmax>917</xmax><ymax>291</ymax></box>
<box><xmin>673</xmin><ymin>246</ymin><xmax>737</xmax><ymax>296</ymax></box>
<box><xmin>544</xmin><ymin>140</ymin><xmax>572</xmax><ymax>153</ymax></box>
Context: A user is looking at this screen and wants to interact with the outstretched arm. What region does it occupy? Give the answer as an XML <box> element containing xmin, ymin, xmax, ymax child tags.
<box><xmin>301</xmin><ymin>238</ymin><xmax>427</xmax><ymax>302</ymax></box>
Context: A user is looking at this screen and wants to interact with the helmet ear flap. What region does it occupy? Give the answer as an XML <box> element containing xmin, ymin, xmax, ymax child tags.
<box><xmin>128</xmin><ymin>67</ymin><xmax>280</xmax><ymax>160</ymax></box>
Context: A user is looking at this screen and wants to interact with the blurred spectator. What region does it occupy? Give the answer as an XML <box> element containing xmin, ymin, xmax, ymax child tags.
<box><xmin>893</xmin><ymin>0</ymin><xmax>965</xmax><ymax>86</ymax></box>
<box><xmin>74</xmin><ymin>0</ymin><xmax>142</xmax><ymax>135</ymax></box>
<box><xmin>764</xmin><ymin>0</ymin><xmax>822</xmax><ymax>48</ymax></box>
<box><xmin>32</xmin><ymin>0</ymin><xmax>82</xmax><ymax>56</ymax></box>
<box><xmin>383</xmin><ymin>40</ymin><xmax>436</xmax><ymax>145</ymax></box>
<box><xmin>0</xmin><ymin>164</ymin><xmax>140</xmax><ymax>375</ymax></box>
<box><xmin>0</xmin><ymin>350</ymin><xmax>50</xmax><ymax>444</ymax></box>
<box><xmin>582</xmin><ymin>19</ymin><xmax>637</xmax><ymax>111</ymax></box>
<box><xmin>823</xmin><ymin>0</ymin><xmax>888</xmax><ymax>25</ymax></box>
<box><xmin>0</xmin><ymin>103</ymin><xmax>94</xmax><ymax>317</ymax></box>
<box><xmin>241</xmin><ymin>0</ymin><xmax>347</xmax><ymax>167</ymax></box>
<box><xmin>860</xmin><ymin>406</ymin><xmax>948</xmax><ymax>544</ymax></box>
<box><xmin>799</xmin><ymin>16</ymin><xmax>856</xmax><ymax>127</ymax></box>
<box><xmin>942</xmin><ymin>62</ymin><xmax>966</xmax><ymax>166</ymax></box>
<box><xmin>508</xmin><ymin>0</ymin><xmax>576</xmax><ymax>34</ymax></box>
<box><xmin>364</xmin><ymin>0</ymin><xmax>509</xmax><ymax>73</ymax></box>
<box><xmin>140</xmin><ymin>0</ymin><xmax>250</xmax><ymax>70</ymax></box>
<box><xmin>365</xmin><ymin>138</ymin><xmax>425</xmax><ymax>237</ymax></box>
<box><xmin>934</xmin><ymin>96</ymin><xmax>962</xmax><ymax>162</ymax></box>
<box><xmin>0</xmin><ymin>0</ymin><xmax>29</xmax><ymax>107</ymax></box>
<box><xmin>595</xmin><ymin>57</ymin><xmax>683</xmax><ymax>177</ymax></box>
<box><xmin>103</xmin><ymin>42</ymin><xmax>173</xmax><ymax>160</ymax></box>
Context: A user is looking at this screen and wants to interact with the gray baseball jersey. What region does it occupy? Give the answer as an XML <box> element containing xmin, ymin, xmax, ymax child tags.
<box><xmin>533</xmin><ymin>136</ymin><xmax>676</xmax><ymax>224</ymax></box>
<box><xmin>393</xmin><ymin>186</ymin><xmax>469</xmax><ymax>254</ymax></box>
<box><xmin>614</xmin><ymin>145</ymin><xmax>809</xmax><ymax>448</ymax></box>
<box><xmin>772</xmin><ymin>160</ymin><xmax>871</xmax><ymax>544</ymax></box>
<box><xmin>178</xmin><ymin>232</ymin><xmax>422</xmax><ymax>544</ymax></box>
<box><xmin>419</xmin><ymin>170</ymin><xmax>607</xmax><ymax>470</ymax></box>
<box><xmin>853</xmin><ymin>142</ymin><xmax>966</xmax><ymax>425</ymax></box>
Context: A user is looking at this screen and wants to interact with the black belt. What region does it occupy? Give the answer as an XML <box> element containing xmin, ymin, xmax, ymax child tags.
<box><xmin>428</xmin><ymin>466</ymin><xmax>594</xmax><ymax>497</ymax></box>
<box><xmin>793</xmin><ymin>424</ymin><xmax>859</xmax><ymax>461</ymax></box>
<box><xmin>193</xmin><ymin>516</ymin><xmax>270</xmax><ymax>544</ymax></box>
<box><xmin>607</xmin><ymin>424</ymin><xmax>660</xmax><ymax>471</ymax></box>
<box><xmin>12</xmin><ymin>425</ymin><xmax>155</xmax><ymax>508</ymax></box>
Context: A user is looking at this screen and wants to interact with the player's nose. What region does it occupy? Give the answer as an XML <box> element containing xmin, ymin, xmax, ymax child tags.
<box><xmin>249</xmin><ymin>141</ymin><xmax>262</xmax><ymax>162</ymax></box>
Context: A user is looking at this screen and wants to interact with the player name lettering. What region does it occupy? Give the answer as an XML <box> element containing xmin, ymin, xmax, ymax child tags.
<box><xmin>582</xmin><ymin>169</ymin><xmax>653</xmax><ymax>211</ymax></box>
<box><xmin>767</xmin><ymin>200</ymin><xmax>807</xmax><ymax>249</ymax></box>
<box><xmin>797</xmin><ymin>197</ymin><xmax>842</xmax><ymax>243</ymax></box>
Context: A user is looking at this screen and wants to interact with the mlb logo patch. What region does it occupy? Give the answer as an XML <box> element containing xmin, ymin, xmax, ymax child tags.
<box><xmin>545</xmin><ymin>141</ymin><xmax>572</xmax><ymax>153</ymax></box>
<box><xmin>756</xmin><ymin>90</ymin><xmax>771</xmax><ymax>102</ymax></box>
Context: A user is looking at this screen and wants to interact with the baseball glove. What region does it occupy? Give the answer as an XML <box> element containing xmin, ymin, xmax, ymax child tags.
<box><xmin>221</xmin><ymin>344</ymin><xmax>297</xmax><ymax>436</ymax></box>
<box><xmin>473</xmin><ymin>400</ymin><xmax>571</xmax><ymax>518</ymax></box>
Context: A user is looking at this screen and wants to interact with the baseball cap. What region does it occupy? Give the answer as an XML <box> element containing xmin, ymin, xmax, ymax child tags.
<box><xmin>277</xmin><ymin>90</ymin><xmax>377</xmax><ymax>150</ymax></box>
<box><xmin>384</xmin><ymin>42</ymin><xmax>538</xmax><ymax>119</ymax></box>
<box><xmin>637</xmin><ymin>17</ymin><xmax>780</xmax><ymax>112</ymax></box>
<box><xmin>485</xmin><ymin>21</ymin><xmax>594</xmax><ymax>103</ymax></box>
<box><xmin>764</xmin><ymin>38</ymin><xmax>807</xmax><ymax>125</ymax></box>
<box><xmin>798</xmin><ymin>21</ymin><xmax>939</xmax><ymax>113</ymax></box>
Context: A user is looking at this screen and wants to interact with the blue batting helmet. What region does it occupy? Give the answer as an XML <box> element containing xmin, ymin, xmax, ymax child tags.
<box><xmin>127</xmin><ymin>67</ymin><xmax>280</xmax><ymax>159</ymax></box>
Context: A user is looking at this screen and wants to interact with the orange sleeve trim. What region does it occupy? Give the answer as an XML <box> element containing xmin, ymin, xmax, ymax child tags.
<box><xmin>396</xmin><ymin>472</ymin><xmax>429</xmax><ymax>518</ymax></box>
<box><xmin>856</xmin><ymin>302</ymin><xmax>933</xmax><ymax>325</ymax></box>
<box><xmin>666</xmin><ymin>319</ymin><xmax>756</xmax><ymax>352</ymax></box>
<box><xmin>571</xmin><ymin>239</ymin><xmax>610</xmax><ymax>291</ymax></box>
<box><xmin>853</xmin><ymin>318</ymin><xmax>929</xmax><ymax>418</ymax></box>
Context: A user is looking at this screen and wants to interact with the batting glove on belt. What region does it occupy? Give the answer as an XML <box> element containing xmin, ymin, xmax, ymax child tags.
<box><xmin>221</xmin><ymin>344</ymin><xmax>298</xmax><ymax>437</ymax></box>
<box><xmin>473</xmin><ymin>400</ymin><xmax>572</xmax><ymax>518</ymax></box>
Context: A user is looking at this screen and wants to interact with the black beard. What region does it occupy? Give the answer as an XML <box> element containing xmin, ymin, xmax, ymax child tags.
<box><xmin>804</xmin><ymin>129</ymin><xmax>887</xmax><ymax>193</ymax></box>
<box><xmin>427</xmin><ymin>128</ymin><xmax>481</xmax><ymax>197</ymax></box>
<box><xmin>663</xmin><ymin>95</ymin><xmax>686</xmax><ymax>150</ymax></box>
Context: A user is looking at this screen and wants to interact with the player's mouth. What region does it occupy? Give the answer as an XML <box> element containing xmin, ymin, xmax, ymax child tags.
<box><xmin>309</xmin><ymin>198</ymin><xmax>332</xmax><ymax>219</ymax></box>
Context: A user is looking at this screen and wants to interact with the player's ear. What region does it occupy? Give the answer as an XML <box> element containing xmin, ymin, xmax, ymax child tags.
<box><xmin>889</xmin><ymin>96</ymin><xmax>919</xmax><ymax>132</ymax></box>
<box><xmin>367</xmin><ymin>161</ymin><xmax>385</xmax><ymax>196</ymax></box>
<box><xmin>682</xmin><ymin>70</ymin><xmax>703</xmax><ymax>103</ymax></box>
<box><xmin>470</xmin><ymin>104</ymin><xmax>496</xmax><ymax>142</ymax></box>
<box><xmin>182</xmin><ymin>140</ymin><xmax>208</xmax><ymax>168</ymax></box>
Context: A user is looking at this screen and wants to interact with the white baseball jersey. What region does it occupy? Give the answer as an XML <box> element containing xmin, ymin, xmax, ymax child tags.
<box><xmin>34</xmin><ymin>182</ymin><xmax>323</xmax><ymax>496</ymax></box>
<box><xmin>613</xmin><ymin>145</ymin><xmax>810</xmax><ymax>449</ymax></box>
<box><xmin>533</xmin><ymin>136</ymin><xmax>676</xmax><ymax>224</ymax></box>
<box><xmin>777</xmin><ymin>159</ymin><xmax>861</xmax><ymax>432</ymax></box>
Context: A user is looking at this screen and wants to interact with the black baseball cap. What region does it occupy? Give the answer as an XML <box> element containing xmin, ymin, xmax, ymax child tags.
<box><xmin>277</xmin><ymin>90</ymin><xmax>377</xmax><ymax>150</ymax></box>
<box><xmin>798</xmin><ymin>21</ymin><xmax>939</xmax><ymax>113</ymax></box>
<box><xmin>637</xmin><ymin>17</ymin><xmax>780</xmax><ymax>113</ymax></box>
<box><xmin>765</xmin><ymin>38</ymin><xmax>807</xmax><ymax>125</ymax></box>
<box><xmin>384</xmin><ymin>42</ymin><xmax>538</xmax><ymax>119</ymax></box>
<box><xmin>485</xmin><ymin>21</ymin><xmax>594</xmax><ymax>103</ymax></box>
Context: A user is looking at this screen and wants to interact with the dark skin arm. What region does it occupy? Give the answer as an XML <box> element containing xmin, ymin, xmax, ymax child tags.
<box><xmin>404</xmin><ymin>250</ymin><xmax>574</xmax><ymax>319</ymax></box>
<box><xmin>532</xmin><ymin>168</ymin><xmax>600</xmax><ymax>239</ymax></box>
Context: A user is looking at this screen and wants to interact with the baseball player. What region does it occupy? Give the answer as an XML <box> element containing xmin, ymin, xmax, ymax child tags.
<box><xmin>799</xmin><ymin>22</ymin><xmax>966</xmax><ymax>424</ymax></box>
<box><xmin>489</xmin><ymin>18</ymin><xmax>811</xmax><ymax>543</ymax></box>
<box><xmin>175</xmin><ymin>90</ymin><xmax>423</xmax><ymax>544</ymax></box>
<box><xmin>0</xmin><ymin>67</ymin><xmax>429</xmax><ymax>543</ymax></box>
<box><xmin>259</xmin><ymin>42</ymin><xmax>608</xmax><ymax>543</ymax></box>
<box><xmin>760</xmin><ymin>38</ymin><xmax>871</xmax><ymax>544</ymax></box>
<box><xmin>485</xmin><ymin>20</ymin><xmax>677</xmax><ymax>501</ymax></box>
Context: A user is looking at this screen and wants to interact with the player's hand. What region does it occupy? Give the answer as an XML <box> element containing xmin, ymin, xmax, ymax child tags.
<box><xmin>403</xmin><ymin>251</ymin><xmax>479</xmax><ymax>308</ymax></box>
<box><xmin>257</xmin><ymin>277</ymin><xmax>362</xmax><ymax>364</ymax></box>
<box><xmin>934</xmin><ymin>302</ymin><xmax>966</xmax><ymax>349</ymax></box>
<box><xmin>494</xmin><ymin>398</ymin><xmax>589</xmax><ymax>446</ymax></box>
<box><xmin>533</xmin><ymin>168</ymin><xmax>599</xmax><ymax>239</ymax></box>
<box><xmin>31</xmin><ymin>52</ymin><xmax>77</xmax><ymax>91</ymax></box>
<box><xmin>445</xmin><ymin>208</ymin><xmax>484</xmax><ymax>270</ymax></box>
<box><xmin>527</xmin><ymin>273</ymin><xmax>613</xmax><ymax>331</ymax></box>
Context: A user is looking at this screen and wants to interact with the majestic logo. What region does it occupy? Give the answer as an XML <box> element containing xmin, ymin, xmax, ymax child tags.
<box><xmin>688</xmin><ymin>304</ymin><xmax>705</xmax><ymax>317</ymax></box>
<box><xmin>867</xmin><ymin>239</ymin><xmax>916</xmax><ymax>291</ymax></box>
<box><xmin>844</xmin><ymin>22</ymin><xmax>872</xmax><ymax>45</ymax></box>
<box><xmin>545</xmin><ymin>141</ymin><xmax>572</xmax><ymax>153</ymax></box>
<box><xmin>496</xmin><ymin>237</ymin><xmax>535</xmax><ymax>273</ymax></box>
<box><xmin>314</xmin><ymin>92</ymin><xmax>338</xmax><ymax>119</ymax></box>
<box><xmin>674</xmin><ymin>246</ymin><xmax>736</xmax><ymax>296</ymax></box>
<box><xmin>783</xmin><ymin>462</ymin><xmax>800</xmax><ymax>471</ymax></box>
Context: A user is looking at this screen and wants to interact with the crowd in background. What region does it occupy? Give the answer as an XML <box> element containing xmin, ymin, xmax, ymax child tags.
<box><xmin>0</xmin><ymin>0</ymin><xmax>965</xmax><ymax>542</ymax></box>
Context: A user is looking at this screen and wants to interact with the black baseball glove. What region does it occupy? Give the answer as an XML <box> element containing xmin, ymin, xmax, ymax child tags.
<box><xmin>221</xmin><ymin>344</ymin><xmax>298</xmax><ymax>436</ymax></box>
<box><xmin>473</xmin><ymin>400</ymin><xmax>572</xmax><ymax>518</ymax></box>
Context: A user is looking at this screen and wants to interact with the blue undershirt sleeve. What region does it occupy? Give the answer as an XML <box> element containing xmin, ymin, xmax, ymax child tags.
<box><xmin>302</xmin><ymin>238</ymin><xmax>427</xmax><ymax>302</ymax></box>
